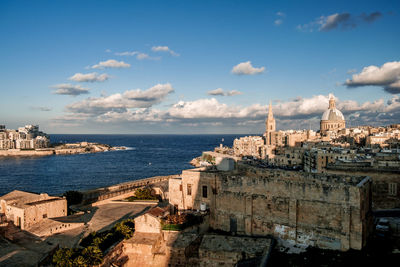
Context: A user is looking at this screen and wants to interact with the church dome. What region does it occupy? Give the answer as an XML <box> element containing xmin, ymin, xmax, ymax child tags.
<box><xmin>321</xmin><ymin>108</ymin><xmax>345</xmax><ymax>121</ymax></box>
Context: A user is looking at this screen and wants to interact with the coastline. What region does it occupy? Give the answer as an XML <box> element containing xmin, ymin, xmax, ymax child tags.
<box><xmin>0</xmin><ymin>142</ymin><xmax>126</xmax><ymax>157</ymax></box>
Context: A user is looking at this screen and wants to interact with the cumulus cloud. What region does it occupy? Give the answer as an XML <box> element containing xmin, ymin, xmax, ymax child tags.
<box><xmin>69</xmin><ymin>72</ymin><xmax>109</xmax><ymax>82</ymax></box>
<box><xmin>52</xmin><ymin>84</ymin><xmax>90</xmax><ymax>96</ymax></box>
<box><xmin>57</xmin><ymin>89</ymin><xmax>400</xmax><ymax>132</ymax></box>
<box><xmin>345</xmin><ymin>61</ymin><xmax>400</xmax><ymax>94</ymax></box>
<box><xmin>298</xmin><ymin>12</ymin><xmax>382</xmax><ymax>32</ymax></box>
<box><xmin>168</xmin><ymin>98</ymin><xmax>265</xmax><ymax>119</ymax></box>
<box><xmin>151</xmin><ymin>46</ymin><xmax>179</xmax><ymax>56</ymax></box>
<box><xmin>232</xmin><ymin>61</ymin><xmax>265</xmax><ymax>75</ymax></box>
<box><xmin>91</xmin><ymin>59</ymin><xmax>130</xmax><ymax>69</ymax></box>
<box><xmin>65</xmin><ymin>83</ymin><xmax>174</xmax><ymax>115</ymax></box>
<box><xmin>207</xmin><ymin>88</ymin><xmax>242</xmax><ymax>96</ymax></box>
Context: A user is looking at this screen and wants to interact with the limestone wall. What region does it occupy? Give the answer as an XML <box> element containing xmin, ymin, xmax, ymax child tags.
<box><xmin>206</xmin><ymin>168</ymin><xmax>371</xmax><ymax>251</ymax></box>
<box><xmin>325</xmin><ymin>168</ymin><xmax>400</xmax><ymax>209</ymax></box>
<box><xmin>171</xmin><ymin>165</ymin><xmax>372</xmax><ymax>251</ymax></box>
<box><xmin>24</xmin><ymin>198</ymin><xmax>67</xmax><ymax>229</ymax></box>
<box><xmin>134</xmin><ymin>214</ymin><xmax>162</xmax><ymax>234</ymax></box>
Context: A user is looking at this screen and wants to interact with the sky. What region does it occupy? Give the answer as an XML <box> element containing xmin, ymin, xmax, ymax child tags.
<box><xmin>0</xmin><ymin>0</ymin><xmax>399</xmax><ymax>134</ymax></box>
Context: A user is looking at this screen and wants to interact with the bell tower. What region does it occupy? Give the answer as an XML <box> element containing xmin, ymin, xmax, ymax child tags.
<box><xmin>265</xmin><ymin>101</ymin><xmax>276</xmax><ymax>145</ymax></box>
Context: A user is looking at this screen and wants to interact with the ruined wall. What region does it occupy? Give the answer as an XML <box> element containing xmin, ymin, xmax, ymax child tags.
<box><xmin>206</xmin><ymin>167</ymin><xmax>372</xmax><ymax>251</ymax></box>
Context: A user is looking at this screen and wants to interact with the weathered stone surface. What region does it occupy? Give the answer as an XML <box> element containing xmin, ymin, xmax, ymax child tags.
<box><xmin>170</xmin><ymin>164</ymin><xmax>373</xmax><ymax>251</ymax></box>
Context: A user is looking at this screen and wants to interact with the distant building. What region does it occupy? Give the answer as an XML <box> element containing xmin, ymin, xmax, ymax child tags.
<box><xmin>320</xmin><ymin>94</ymin><xmax>346</xmax><ymax>134</ymax></box>
<box><xmin>0</xmin><ymin>124</ymin><xmax>50</xmax><ymax>150</ymax></box>
<box><xmin>0</xmin><ymin>190</ymin><xmax>67</xmax><ymax>230</ymax></box>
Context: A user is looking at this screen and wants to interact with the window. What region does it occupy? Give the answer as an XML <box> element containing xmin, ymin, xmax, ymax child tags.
<box><xmin>43</xmin><ymin>214</ymin><xmax>47</xmax><ymax>219</ymax></box>
<box><xmin>187</xmin><ymin>184</ymin><xmax>192</xmax><ymax>196</ymax></box>
<box><xmin>179</xmin><ymin>184</ymin><xmax>182</xmax><ymax>191</ymax></box>
<box><xmin>389</xmin><ymin>183</ymin><xmax>397</xmax><ymax>196</ymax></box>
<box><xmin>202</xmin><ymin>185</ymin><xmax>208</xmax><ymax>198</ymax></box>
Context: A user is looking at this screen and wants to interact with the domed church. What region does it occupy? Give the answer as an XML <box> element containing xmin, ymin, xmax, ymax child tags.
<box><xmin>320</xmin><ymin>94</ymin><xmax>345</xmax><ymax>134</ymax></box>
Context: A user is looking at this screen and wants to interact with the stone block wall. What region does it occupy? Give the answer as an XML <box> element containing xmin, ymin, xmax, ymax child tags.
<box><xmin>24</xmin><ymin>198</ymin><xmax>67</xmax><ymax>229</ymax></box>
<box><xmin>170</xmin><ymin>165</ymin><xmax>371</xmax><ymax>251</ymax></box>
<box><xmin>207</xmin><ymin>167</ymin><xmax>371</xmax><ymax>251</ymax></box>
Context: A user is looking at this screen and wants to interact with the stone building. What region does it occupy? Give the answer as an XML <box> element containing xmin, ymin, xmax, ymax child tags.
<box><xmin>169</xmin><ymin>163</ymin><xmax>372</xmax><ymax>251</ymax></box>
<box><xmin>0</xmin><ymin>190</ymin><xmax>67</xmax><ymax>230</ymax></box>
<box><xmin>0</xmin><ymin>124</ymin><xmax>50</xmax><ymax>150</ymax></box>
<box><xmin>271</xmin><ymin>146</ymin><xmax>305</xmax><ymax>168</ymax></box>
<box><xmin>320</xmin><ymin>94</ymin><xmax>346</xmax><ymax>134</ymax></box>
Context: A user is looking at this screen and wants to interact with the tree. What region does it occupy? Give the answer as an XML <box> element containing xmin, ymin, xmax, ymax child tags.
<box><xmin>63</xmin><ymin>190</ymin><xmax>83</xmax><ymax>206</ymax></box>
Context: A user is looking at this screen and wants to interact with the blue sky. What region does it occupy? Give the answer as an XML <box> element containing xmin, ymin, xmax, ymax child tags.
<box><xmin>0</xmin><ymin>0</ymin><xmax>399</xmax><ymax>134</ymax></box>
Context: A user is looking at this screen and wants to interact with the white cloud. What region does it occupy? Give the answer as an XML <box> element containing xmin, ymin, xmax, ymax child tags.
<box><xmin>115</xmin><ymin>51</ymin><xmax>138</xmax><ymax>56</ymax></box>
<box><xmin>124</xmin><ymin>83</ymin><xmax>174</xmax><ymax>101</ymax></box>
<box><xmin>345</xmin><ymin>61</ymin><xmax>400</xmax><ymax>94</ymax></box>
<box><xmin>226</xmin><ymin>90</ymin><xmax>242</xmax><ymax>96</ymax></box>
<box><xmin>65</xmin><ymin>83</ymin><xmax>174</xmax><ymax>115</ymax></box>
<box><xmin>57</xmin><ymin>89</ymin><xmax>400</xmax><ymax>131</ymax></box>
<box><xmin>274</xmin><ymin>11</ymin><xmax>285</xmax><ymax>26</ymax></box>
<box><xmin>151</xmin><ymin>46</ymin><xmax>179</xmax><ymax>56</ymax></box>
<box><xmin>208</xmin><ymin>88</ymin><xmax>242</xmax><ymax>96</ymax></box>
<box><xmin>276</xmin><ymin>12</ymin><xmax>285</xmax><ymax>17</ymax></box>
<box><xmin>69</xmin><ymin>72</ymin><xmax>109</xmax><ymax>82</ymax></box>
<box><xmin>320</xmin><ymin>13</ymin><xmax>352</xmax><ymax>31</ymax></box>
<box><xmin>115</xmin><ymin>51</ymin><xmax>160</xmax><ymax>60</ymax></box>
<box><xmin>52</xmin><ymin>84</ymin><xmax>90</xmax><ymax>96</ymax></box>
<box><xmin>91</xmin><ymin>59</ymin><xmax>131</xmax><ymax>69</ymax></box>
<box><xmin>207</xmin><ymin>88</ymin><xmax>225</xmax><ymax>96</ymax></box>
<box><xmin>232</xmin><ymin>61</ymin><xmax>265</xmax><ymax>75</ymax></box>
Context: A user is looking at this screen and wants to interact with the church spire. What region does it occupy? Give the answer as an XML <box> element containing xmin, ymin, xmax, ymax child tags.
<box><xmin>268</xmin><ymin>100</ymin><xmax>274</xmax><ymax>120</ymax></box>
<box><xmin>265</xmin><ymin>101</ymin><xmax>276</xmax><ymax>145</ymax></box>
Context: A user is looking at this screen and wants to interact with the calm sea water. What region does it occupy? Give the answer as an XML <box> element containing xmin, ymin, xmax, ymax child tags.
<box><xmin>0</xmin><ymin>134</ymin><xmax>245</xmax><ymax>196</ymax></box>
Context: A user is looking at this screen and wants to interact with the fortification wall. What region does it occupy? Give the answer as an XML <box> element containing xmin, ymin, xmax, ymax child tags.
<box><xmin>205</xmin><ymin>168</ymin><xmax>372</xmax><ymax>251</ymax></box>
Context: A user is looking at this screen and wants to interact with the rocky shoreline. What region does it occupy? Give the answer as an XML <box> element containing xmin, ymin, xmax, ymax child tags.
<box><xmin>0</xmin><ymin>142</ymin><xmax>126</xmax><ymax>157</ymax></box>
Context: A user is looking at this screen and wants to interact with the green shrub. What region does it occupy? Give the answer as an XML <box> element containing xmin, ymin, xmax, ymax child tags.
<box><xmin>126</xmin><ymin>188</ymin><xmax>157</xmax><ymax>201</ymax></box>
<box><xmin>54</xmin><ymin>219</ymin><xmax>135</xmax><ymax>266</ymax></box>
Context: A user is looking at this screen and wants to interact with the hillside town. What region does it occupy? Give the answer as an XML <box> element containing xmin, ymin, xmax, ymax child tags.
<box><xmin>0</xmin><ymin>93</ymin><xmax>400</xmax><ymax>266</ymax></box>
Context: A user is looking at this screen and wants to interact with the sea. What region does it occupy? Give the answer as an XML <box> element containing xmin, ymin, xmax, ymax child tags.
<box><xmin>0</xmin><ymin>134</ymin><xmax>246</xmax><ymax>196</ymax></box>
